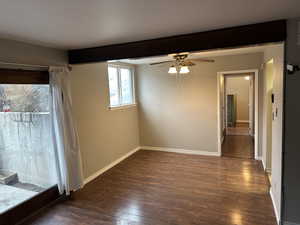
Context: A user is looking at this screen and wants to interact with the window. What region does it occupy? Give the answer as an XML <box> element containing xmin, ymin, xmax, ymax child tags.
<box><xmin>0</xmin><ymin>69</ymin><xmax>58</xmax><ymax>216</ymax></box>
<box><xmin>108</xmin><ymin>65</ymin><xmax>135</xmax><ymax>108</ymax></box>
<box><xmin>0</xmin><ymin>84</ymin><xmax>50</xmax><ymax>112</ymax></box>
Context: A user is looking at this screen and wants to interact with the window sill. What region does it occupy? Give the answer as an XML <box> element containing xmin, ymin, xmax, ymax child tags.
<box><xmin>108</xmin><ymin>104</ymin><xmax>137</xmax><ymax>111</ymax></box>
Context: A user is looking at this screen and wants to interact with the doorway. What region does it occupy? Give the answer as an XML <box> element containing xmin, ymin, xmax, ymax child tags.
<box><xmin>217</xmin><ymin>70</ymin><xmax>258</xmax><ymax>159</ymax></box>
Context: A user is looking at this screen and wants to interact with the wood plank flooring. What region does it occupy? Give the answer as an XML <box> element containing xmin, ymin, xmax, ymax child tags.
<box><xmin>222</xmin><ymin>135</ymin><xmax>254</xmax><ymax>159</ymax></box>
<box><xmin>22</xmin><ymin>150</ymin><xmax>276</xmax><ymax>225</ymax></box>
<box><xmin>226</xmin><ymin>123</ymin><xmax>250</xmax><ymax>136</ymax></box>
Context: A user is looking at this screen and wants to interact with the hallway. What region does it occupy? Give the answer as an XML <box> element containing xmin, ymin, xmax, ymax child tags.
<box><xmin>226</xmin><ymin>122</ymin><xmax>250</xmax><ymax>136</ymax></box>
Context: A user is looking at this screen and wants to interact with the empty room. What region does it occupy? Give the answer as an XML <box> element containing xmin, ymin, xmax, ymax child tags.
<box><xmin>0</xmin><ymin>1</ymin><xmax>300</xmax><ymax>225</ymax></box>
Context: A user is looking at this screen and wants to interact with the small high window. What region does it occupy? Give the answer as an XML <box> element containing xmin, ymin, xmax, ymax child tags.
<box><xmin>108</xmin><ymin>64</ymin><xmax>135</xmax><ymax>108</ymax></box>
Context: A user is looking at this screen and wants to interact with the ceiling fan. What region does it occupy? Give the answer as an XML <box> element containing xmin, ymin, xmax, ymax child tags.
<box><xmin>149</xmin><ymin>53</ymin><xmax>214</xmax><ymax>74</ymax></box>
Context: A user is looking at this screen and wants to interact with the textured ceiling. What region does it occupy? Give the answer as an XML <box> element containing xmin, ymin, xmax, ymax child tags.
<box><xmin>0</xmin><ymin>0</ymin><xmax>299</xmax><ymax>49</ymax></box>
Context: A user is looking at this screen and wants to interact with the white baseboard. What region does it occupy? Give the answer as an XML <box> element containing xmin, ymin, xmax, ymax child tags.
<box><xmin>270</xmin><ymin>187</ymin><xmax>280</xmax><ymax>225</ymax></box>
<box><xmin>236</xmin><ymin>120</ymin><xmax>249</xmax><ymax>123</ymax></box>
<box><xmin>84</xmin><ymin>146</ymin><xmax>140</xmax><ymax>185</ymax></box>
<box><xmin>261</xmin><ymin>157</ymin><xmax>266</xmax><ymax>170</ymax></box>
<box><xmin>84</xmin><ymin>145</ymin><xmax>220</xmax><ymax>185</ymax></box>
<box><xmin>260</xmin><ymin>158</ymin><xmax>272</xmax><ymax>174</ymax></box>
<box><xmin>141</xmin><ymin>146</ymin><xmax>221</xmax><ymax>157</ymax></box>
<box><xmin>266</xmin><ymin>167</ymin><xmax>272</xmax><ymax>174</ymax></box>
<box><xmin>256</xmin><ymin>156</ymin><xmax>262</xmax><ymax>161</ymax></box>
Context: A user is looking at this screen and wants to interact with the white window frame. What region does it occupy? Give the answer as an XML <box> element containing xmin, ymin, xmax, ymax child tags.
<box><xmin>108</xmin><ymin>64</ymin><xmax>136</xmax><ymax>110</ymax></box>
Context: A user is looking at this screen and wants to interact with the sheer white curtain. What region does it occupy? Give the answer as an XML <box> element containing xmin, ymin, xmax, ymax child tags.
<box><xmin>49</xmin><ymin>66</ymin><xmax>84</xmax><ymax>195</ymax></box>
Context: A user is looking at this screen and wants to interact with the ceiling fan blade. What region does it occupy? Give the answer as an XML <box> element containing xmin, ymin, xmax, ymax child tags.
<box><xmin>149</xmin><ymin>60</ymin><xmax>174</xmax><ymax>65</ymax></box>
<box><xmin>185</xmin><ymin>60</ymin><xmax>196</xmax><ymax>66</ymax></box>
<box><xmin>197</xmin><ymin>59</ymin><xmax>215</xmax><ymax>63</ymax></box>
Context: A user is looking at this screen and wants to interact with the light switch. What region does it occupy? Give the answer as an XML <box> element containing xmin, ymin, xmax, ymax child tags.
<box><xmin>298</xmin><ymin>21</ymin><xmax>300</xmax><ymax>46</ymax></box>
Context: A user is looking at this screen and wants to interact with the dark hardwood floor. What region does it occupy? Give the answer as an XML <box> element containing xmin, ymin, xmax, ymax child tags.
<box><xmin>22</xmin><ymin>150</ymin><xmax>276</xmax><ymax>225</ymax></box>
<box><xmin>222</xmin><ymin>135</ymin><xmax>254</xmax><ymax>159</ymax></box>
<box><xmin>226</xmin><ymin>123</ymin><xmax>250</xmax><ymax>136</ymax></box>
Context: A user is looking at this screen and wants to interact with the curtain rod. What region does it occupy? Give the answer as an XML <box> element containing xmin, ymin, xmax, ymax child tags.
<box><xmin>0</xmin><ymin>61</ymin><xmax>72</xmax><ymax>71</ymax></box>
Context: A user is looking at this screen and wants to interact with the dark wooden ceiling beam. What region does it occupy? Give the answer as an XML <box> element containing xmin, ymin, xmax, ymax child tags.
<box><xmin>69</xmin><ymin>20</ymin><xmax>286</xmax><ymax>64</ymax></box>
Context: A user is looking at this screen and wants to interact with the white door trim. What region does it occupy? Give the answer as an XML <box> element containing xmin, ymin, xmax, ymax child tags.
<box><xmin>217</xmin><ymin>69</ymin><xmax>259</xmax><ymax>159</ymax></box>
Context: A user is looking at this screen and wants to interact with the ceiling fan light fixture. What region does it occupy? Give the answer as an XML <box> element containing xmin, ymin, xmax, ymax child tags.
<box><xmin>168</xmin><ymin>65</ymin><xmax>177</xmax><ymax>74</ymax></box>
<box><xmin>179</xmin><ymin>66</ymin><xmax>190</xmax><ymax>74</ymax></box>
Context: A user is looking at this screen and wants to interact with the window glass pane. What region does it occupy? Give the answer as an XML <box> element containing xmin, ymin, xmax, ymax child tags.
<box><xmin>0</xmin><ymin>84</ymin><xmax>57</xmax><ymax>214</ymax></box>
<box><xmin>0</xmin><ymin>84</ymin><xmax>49</xmax><ymax>112</ymax></box>
<box><xmin>108</xmin><ymin>67</ymin><xmax>119</xmax><ymax>106</ymax></box>
<box><xmin>120</xmin><ymin>68</ymin><xmax>133</xmax><ymax>105</ymax></box>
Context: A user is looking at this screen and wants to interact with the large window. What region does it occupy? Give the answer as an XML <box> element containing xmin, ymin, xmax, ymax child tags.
<box><xmin>0</xmin><ymin>83</ymin><xmax>58</xmax><ymax>214</ymax></box>
<box><xmin>0</xmin><ymin>69</ymin><xmax>58</xmax><ymax>217</ymax></box>
<box><xmin>108</xmin><ymin>65</ymin><xmax>135</xmax><ymax>108</ymax></box>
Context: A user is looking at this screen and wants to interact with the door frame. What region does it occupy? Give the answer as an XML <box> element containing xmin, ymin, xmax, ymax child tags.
<box><xmin>248</xmin><ymin>76</ymin><xmax>255</xmax><ymax>136</ymax></box>
<box><xmin>217</xmin><ymin>69</ymin><xmax>259</xmax><ymax>159</ymax></box>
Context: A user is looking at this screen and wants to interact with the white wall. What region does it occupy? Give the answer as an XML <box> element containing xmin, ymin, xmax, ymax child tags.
<box><xmin>70</xmin><ymin>62</ymin><xmax>140</xmax><ymax>179</ymax></box>
<box><xmin>0</xmin><ymin>38</ymin><xmax>67</xmax><ymax>66</ymax></box>
<box><xmin>226</xmin><ymin>76</ymin><xmax>250</xmax><ymax>122</ymax></box>
<box><xmin>219</xmin><ymin>75</ymin><xmax>225</xmax><ymax>137</ymax></box>
<box><xmin>262</xmin><ymin>60</ymin><xmax>274</xmax><ymax>172</ymax></box>
<box><xmin>137</xmin><ymin>53</ymin><xmax>263</xmax><ymax>153</ymax></box>
<box><xmin>263</xmin><ymin>44</ymin><xmax>284</xmax><ymax>221</ymax></box>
